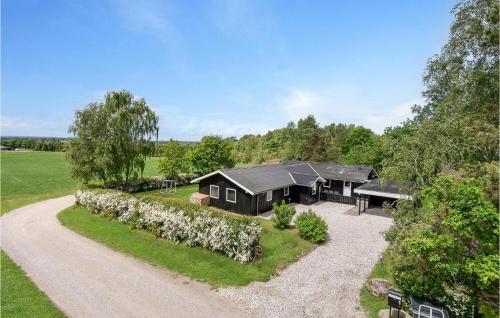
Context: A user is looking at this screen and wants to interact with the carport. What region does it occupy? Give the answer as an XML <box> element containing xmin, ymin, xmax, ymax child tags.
<box><xmin>354</xmin><ymin>179</ymin><xmax>412</xmax><ymax>214</ymax></box>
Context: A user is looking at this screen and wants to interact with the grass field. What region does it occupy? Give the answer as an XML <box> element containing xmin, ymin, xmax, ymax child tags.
<box><xmin>58</xmin><ymin>202</ymin><xmax>314</xmax><ymax>286</ymax></box>
<box><xmin>0</xmin><ymin>151</ymin><xmax>160</xmax><ymax>215</ymax></box>
<box><xmin>1</xmin><ymin>251</ymin><xmax>64</xmax><ymax>318</ymax></box>
<box><xmin>359</xmin><ymin>249</ymin><xmax>394</xmax><ymax>317</ymax></box>
<box><xmin>133</xmin><ymin>184</ymin><xmax>199</xmax><ymax>201</ymax></box>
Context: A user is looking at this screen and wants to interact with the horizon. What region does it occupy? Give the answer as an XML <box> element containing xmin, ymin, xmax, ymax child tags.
<box><xmin>2</xmin><ymin>0</ymin><xmax>454</xmax><ymax>140</ymax></box>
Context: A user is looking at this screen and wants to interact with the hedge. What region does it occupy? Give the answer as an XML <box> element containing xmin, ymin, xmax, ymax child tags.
<box><xmin>75</xmin><ymin>189</ymin><xmax>262</xmax><ymax>262</ymax></box>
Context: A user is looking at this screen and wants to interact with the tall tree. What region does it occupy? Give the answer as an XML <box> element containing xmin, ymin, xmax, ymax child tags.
<box><xmin>382</xmin><ymin>0</ymin><xmax>499</xmax><ymax>187</ymax></box>
<box><xmin>381</xmin><ymin>0</ymin><xmax>499</xmax><ymax>315</ymax></box>
<box><xmin>158</xmin><ymin>140</ymin><xmax>186</xmax><ymax>179</ymax></box>
<box><xmin>67</xmin><ymin>90</ymin><xmax>159</xmax><ymax>183</ymax></box>
<box><xmin>386</xmin><ymin>176</ymin><xmax>499</xmax><ymax>317</ymax></box>
<box><xmin>189</xmin><ymin>136</ymin><xmax>235</xmax><ymax>176</ymax></box>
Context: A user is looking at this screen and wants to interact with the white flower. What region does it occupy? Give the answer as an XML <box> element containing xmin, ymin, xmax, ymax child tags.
<box><xmin>75</xmin><ymin>190</ymin><xmax>262</xmax><ymax>262</ymax></box>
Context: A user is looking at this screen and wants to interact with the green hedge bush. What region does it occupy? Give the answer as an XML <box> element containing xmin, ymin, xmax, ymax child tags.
<box><xmin>272</xmin><ymin>200</ymin><xmax>296</xmax><ymax>229</ymax></box>
<box><xmin>295</xmin><ymin>210</ymin><xmax>328</xmax><ymax>243</ymax></box>
<box><xmin>75</xmin><ymin>189</ymin><xmax>262</xmax><ymax>262</ymax></box>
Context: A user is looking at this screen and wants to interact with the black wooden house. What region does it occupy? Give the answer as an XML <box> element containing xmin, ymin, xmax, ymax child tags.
<box><xmin>191</xmin><ymin>161</ymin><xmax>380</xmax><ymax>215</ymax></box>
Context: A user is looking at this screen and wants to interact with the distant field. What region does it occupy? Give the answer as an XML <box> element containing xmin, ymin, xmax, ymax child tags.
<box><xmin>0</xmin><ymin>152</ymin><xmax>160</xmax><ymax>215</ymax></box>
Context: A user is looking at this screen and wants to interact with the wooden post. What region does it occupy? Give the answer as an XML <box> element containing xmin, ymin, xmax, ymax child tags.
<box><xmin>358</xmin><ymin>196</ymin><xmax>361</xmax><ymax>215</ymax></box>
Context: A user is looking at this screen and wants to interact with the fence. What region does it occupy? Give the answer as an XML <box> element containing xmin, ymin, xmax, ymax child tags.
<box><xmin>320</xmin><ymin>192</ymin><xmax>357</xmax><ymax>205</ymax></box>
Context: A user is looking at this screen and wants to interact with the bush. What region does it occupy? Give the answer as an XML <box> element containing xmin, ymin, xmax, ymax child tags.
<box><xmin>102</xmin><ymin>176</ymin><xmax>192</xmax><ymax>193</ymax></box>
<box><xmin>75</xmin><ymin>189</ymin><xmax>261</xmax><ymax>262</ymax></box>
<box><xmin>295</xmin><ymin>210</ymin><xmax>328</xmax><ymax>243</ymax></box>
<box><xmin>272</xmin><ymin>200</ymin><xmax>296</xmax><ymax>229</ymax></box>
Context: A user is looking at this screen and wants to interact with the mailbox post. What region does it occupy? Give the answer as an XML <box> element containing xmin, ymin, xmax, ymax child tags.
<box><xmin>388</xmin><ymin>289</ymin><xmax>402</xmax><ymax>317</ymax></box>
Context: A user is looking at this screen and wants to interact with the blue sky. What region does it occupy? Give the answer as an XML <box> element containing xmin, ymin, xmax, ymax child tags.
<box><xmin>2</xmin><ymin>0</ymin><xmax>454</xmax><ymax>140</ymax></box>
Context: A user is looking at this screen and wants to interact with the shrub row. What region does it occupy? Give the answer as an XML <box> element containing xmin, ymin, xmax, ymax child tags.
<box><xmin>75</xmin><ymin>189</ymin><xmax>262</xmax><ymax>262</ymax></box>
<box><xmin>103</xmin><ymin>176</ymin><xmax>191</xmax><ymax>193</ymax></box>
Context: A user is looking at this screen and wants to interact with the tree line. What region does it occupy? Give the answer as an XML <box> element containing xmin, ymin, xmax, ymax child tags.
<box><xmin>231</xmin><ymin>117</ymin><xmax>382</xmax><ymax>168</ymax></box>
<box><xmin>1</xmin><ymin>138</ymin><xmax>66</xmax><ymax>152</ymax></box>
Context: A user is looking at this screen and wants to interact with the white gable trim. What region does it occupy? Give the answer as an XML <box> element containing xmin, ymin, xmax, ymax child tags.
<box><xmin>191</xmin><ymin>170</ymin><xmax>255</xmax><ymax>195</ymax></box>
<box><xmin>288</xmin><ymin>172</ymin><xmax>296</xmax><ymax>184</ymax></box>
<box><xmin>307</xmin><ymin>163</ymin><xmax>320</xmax><ymax>176</ymax></box>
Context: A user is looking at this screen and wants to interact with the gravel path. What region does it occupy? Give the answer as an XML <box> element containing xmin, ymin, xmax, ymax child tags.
<box><xmin>216</xmin><ymin>201</ymin><xmax>393</xmax><ymax>318</ymax></box>
<box><xmin>1</xmin><ymin>196</ymin><xmax>248</xmax><ymax>318</ymax></box>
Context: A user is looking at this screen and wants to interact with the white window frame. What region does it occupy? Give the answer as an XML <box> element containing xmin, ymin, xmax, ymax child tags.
<box><xmin>226</xmin><ymin>188</ymin><xmax>237</xmax><ymax>203</ymax></box>
<box><xmin>284</xmin><ymin>186</ymin><xmax>289</xmax><ymax>196</ymax></box>
<box><xmin>266</xmin><ymin>190</ymin><xmax>273</xmax><ymax>202</ymax></box>
<box><xmin>324</xmin><ymin>179</ymin><xmax>331</xmax><ymax>188</ymax></box>
<box><xmin>209</xmin><ymin>185</ymin><xmax>219</xmax><ymax>199</ymax></box>
<box><xmin>312</xmin><ymin>183</ymin><xmax>317</xmax><ymax>195</ymax></box>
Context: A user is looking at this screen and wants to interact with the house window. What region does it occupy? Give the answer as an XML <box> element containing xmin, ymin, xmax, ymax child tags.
<box><xmin>312</xmin><ymin>183</ymin><xmax>317</xmax><ymax>195</ymax></box>
<box><xmin>209</xmin><ymin>185</ymin><xmax>219</xmax><ymax>199</ymax></box>
<box><xmin>226</xmin><ymin>188</ymin><xmax>236</xmax><ymax>203</ymax></box>
<box><xmin>284</xmin><ymin>186</ymin><xmax>289</xmax><ymax>196</ymax></box>
<box><xmin>324</xmin><ymin>179</ymin><xmax>331</xmax><ymax>188</ymax></box>
<box><xmin>344</xmin><ymin>181</ymin><xmax>351</xmax><ymax>187</ymax></box>
<box><xmin>266</xmin><ymin>190</ymin><xmax>273</xmax><ymax>202</ymax></box>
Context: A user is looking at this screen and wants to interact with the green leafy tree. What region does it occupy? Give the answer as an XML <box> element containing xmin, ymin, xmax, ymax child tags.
<box><xmin>272</xmin><ymin>200</ymin><xmax>296</xmax><ymax>229</ymax></box>
<box><xmin>340</xmin><ymin>126</ymin><xmax>373</xmax><ymax>155</ymax></box>
<box><xmin>382</xmin><ymin>1</ymin><xmax>500</xmax><ymax>316</ymax></box>
<box><xmin>386</xmin><ymin>176</ymin><xmax>499</xmax><ymax>316</ymax></box>
<box><xmin>189</xmin><ymin>136</ymin><xmax>235</xmax><ymax>176</ymax></box>
<box><xmin>66</xmin><ymin>90</ymin><xmax>159</xmax><ymax>183</ymax></box>
<box><xmin>381</xmin><ymin>0</ymin><xmax>499</xmax><ymax>187</ymax></box>
<box><xmin>282</xmin><ymin>115</ymin><xmax>324</xmax><ymax>161</ymax></box>
<box><xmin>321</xmin><ymin>123</ymin><xmax>351</xmax><ymax>162</ymax></box>
<box><xmin>158</xmin><ymin>140</ymin><xmax>186</xmax><ymax>179</ymax></box>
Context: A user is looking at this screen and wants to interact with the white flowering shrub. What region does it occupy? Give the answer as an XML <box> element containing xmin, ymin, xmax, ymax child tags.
<box><xmin>75</xmin><ymin>189</ymin><xmax>262</xmax><ymax>262</ymax></box>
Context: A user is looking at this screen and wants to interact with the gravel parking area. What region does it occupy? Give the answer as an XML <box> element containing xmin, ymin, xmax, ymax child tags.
<box><xmin>216</xmin><ymin>201</ymin><xmax>393</xmax><ymax>318</ymax></box>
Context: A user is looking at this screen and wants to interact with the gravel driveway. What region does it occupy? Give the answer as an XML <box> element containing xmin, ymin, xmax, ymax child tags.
<box><xmin>1</xmin><ymin>196</ymin><xmax>247</xmax><ymax>318</ymax></box>
<box><xmin>216</xmin><ymin>201</ymin><xmax>393</xmax><ymax>318</ymax></box>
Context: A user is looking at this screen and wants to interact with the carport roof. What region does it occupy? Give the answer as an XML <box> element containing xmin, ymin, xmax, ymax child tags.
<box><xmin>353</xmin><ymin>179</ymin><xmax>413</xmax><ymax>200</ymax></box>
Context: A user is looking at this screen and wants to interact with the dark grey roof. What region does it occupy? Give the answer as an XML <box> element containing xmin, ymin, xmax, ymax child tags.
<box><xmin>192</xmin><ymin>161</ymin><xmax>376</xmax><ymax>194</ymax></box>
<box><xmin>354</xmin><ymin>179</ymin><xmax>411</xmax><ymax>195</ymax></box>
<box><xmin>284</xmin><ymin>161</ymin><xmax>374</xmax><ymax>183</ymax></box>
<box><xmin>220</xmin><ymin>164</ymin><xmax>294</xmax><ymax>194</ymax></box>
<box><xmin>283</xmin><ymin>163</ymin><xmax>318</xmax><ymax>176</ymax></box>
<box><xmin>290</xmin><ymin>173</ymin><xmax>320</xmax><ymax>187</ymax></box>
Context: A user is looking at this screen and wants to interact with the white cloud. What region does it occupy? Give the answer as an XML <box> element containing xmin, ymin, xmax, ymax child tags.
<box><xmin>278</xmin><ymin>86</ymin><xmax>422</xmax><ymax>133</ymax></box>
<box><xmin>152</xmin><ymin>106</ymin><xmax>273</xmax><ymax>140</ymax></box>
<box><xmin>108</xmin><ymin>0</ymin><xmax>174</xmax><ymax>34</ymax></box>
<box><xmin>278</xmin><ymin>85</ymin><xmax>358</xmax><ymax>123</ymax></box>
<box><xmin>362</xmin><ymin>99</ymin><xmax>422</xmax><ymax>133</ymax></box>
<box><xmin>280</xmin><ymin>88</ymin><xmax>321</xmax><ymax>122</ymax></box>
<box><xmin>210</xmin><ymin>0</ymin><xmax>274</xmax><ymax>37</ymax></box>
<box><xmin>1</xmin><ymin>116</ymin><xmax>68</xmax><ymax>137</ymax></box>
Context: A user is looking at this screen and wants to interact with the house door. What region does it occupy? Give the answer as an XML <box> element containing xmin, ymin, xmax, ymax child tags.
<box><xmin>343</xmin><ymin>181</ymin><xmax>351</xmax><ymax>197</ymax></box>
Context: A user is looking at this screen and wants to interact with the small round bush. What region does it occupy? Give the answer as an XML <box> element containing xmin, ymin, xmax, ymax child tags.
<box><xmin>295</xmin><ymin>210</ymin><xmax>328</xmax><ymax>243</ymax></box>
<box><xmin>272</xmin><ymin>200</ymin><xmax>296</xmax><ymax>229</ymax></box>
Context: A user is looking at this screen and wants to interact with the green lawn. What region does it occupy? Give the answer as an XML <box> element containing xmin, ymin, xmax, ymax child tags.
<box><xmin>58</xmin><ymin>204</ymin><xmax>314</xmax><ymax>286</ymax></box>
<box><xmin>0</xmin><ymin>152</ymin><xmax>160</xmax><ymax>215</ymax></box>
<box><xmin>1</xmin><ymin>251</ymin><xmax>64</xmax><ymax>318</ymax></box>
<box><xmin>133</xmin><ymin>184</ymin><xmax>198</xmax><ymax>201</ymax></box>
<box><xmin>359</xmin><ymin>249</ymin><xmax>394</xmax><ymax>317</ymax></box>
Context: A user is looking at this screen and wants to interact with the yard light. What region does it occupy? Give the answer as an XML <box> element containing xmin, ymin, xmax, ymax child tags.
<box><xmin>379</xmin><ymin>254</ymin><xmax>384</xmax><ymax>268</ymax></box>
